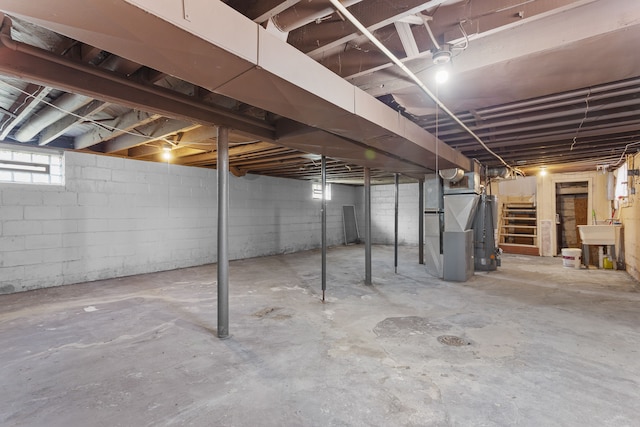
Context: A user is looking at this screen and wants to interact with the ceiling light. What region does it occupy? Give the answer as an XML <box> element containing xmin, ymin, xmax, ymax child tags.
<box><xmin>162</xmin><ymin>146</ymin><xmax>171</xmax><ymax>161</ymax></box>
<box><xmin>539</xmin><ymin>167</ymin><xmax>547</xmax><ymax>176</ymax></box>
<box><xmin>435</xmin><ymin>69</ymin><xmax>449</xmax><ymax>84</ymax></box>
<box><xmin>432</xmin><ymin>44</ymin><xmax>452</xmax><ymax>65</ymax></box>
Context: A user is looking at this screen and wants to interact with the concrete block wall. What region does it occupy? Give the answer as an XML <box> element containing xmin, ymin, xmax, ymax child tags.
<box><xmin>369</xmin><ymin>183</ymin><xmax>421</xmax><ymax>245</ymax></box>
<box><xmin>0</xmin><ymin>151</ymin><xmax>359</xmax><ymax>294</ymax></box>
<box><xmin>228</xmin><ymin>174</ymin><xmax>358</xmax><ymax>258</ymax></box>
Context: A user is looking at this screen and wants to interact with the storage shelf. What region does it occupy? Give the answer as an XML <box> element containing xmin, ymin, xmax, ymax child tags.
<box><xmin>499</xmin><ymin>202</ymin><xmax>538</xmax><ymax>250</ymax></box>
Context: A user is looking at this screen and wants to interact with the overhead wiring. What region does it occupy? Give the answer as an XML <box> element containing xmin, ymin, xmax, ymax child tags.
<box><xmin>327</xmin><ymin>0</ymin><xmax>518</xmax><ymax>174</ymax></box>
<box><xmin>570</xmin><ymin>87</ymin><xmax>591</xmax><ymax>151</ymax></box>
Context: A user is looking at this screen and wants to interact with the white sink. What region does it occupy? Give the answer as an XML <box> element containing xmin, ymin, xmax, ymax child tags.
<box><xmin>578</xmin><ymin>224</ymin><xmax>622</xmax><ymax>245</ymax></box>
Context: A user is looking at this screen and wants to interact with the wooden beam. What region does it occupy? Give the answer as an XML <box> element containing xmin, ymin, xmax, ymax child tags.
<box><xmin>175</xmin><ymin>141</ymin><xmax>278</xmax><ymax>165</ymax></box>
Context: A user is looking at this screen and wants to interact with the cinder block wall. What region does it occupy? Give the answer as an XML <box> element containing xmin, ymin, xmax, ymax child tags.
<box><xmin>370</xmin><ymin>183</ymin><xmax>420</xmax><ymax>245</ymax></box>
<box><xmin>0</xmin><ymin>151</ymin><xmax>358</xmax><ymax>293</ymax></box>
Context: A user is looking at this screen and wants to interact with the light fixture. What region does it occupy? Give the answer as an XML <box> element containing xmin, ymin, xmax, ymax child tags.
<box><xmin>539</xmin><ymin>167</ymin><xmax>547</xmax><ymax>176</ymax></box>
<box><xmin>435</xmin><ymin>68</ymin><xmax>449</xmax><ymax>84</ymax></box>
<box><xmin>162</xmin><ymin>145</ymin><xmax>171</xmax><ymax>161</ymax></box>
<box><xmin>432</xmin><ymin>44</ymin><xmax>452</xmax><ymax>65</ymax></box>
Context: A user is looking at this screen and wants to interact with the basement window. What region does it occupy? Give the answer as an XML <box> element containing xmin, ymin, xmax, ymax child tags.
<box><xmin>312</xmin><ymin>183</ymin><xmax>332</xmax><ymax>200</ymax></box>
<box><xmin>0</xmin><ymin>145</ymin><xmax>64</xmax><ymax>185</ymax></box>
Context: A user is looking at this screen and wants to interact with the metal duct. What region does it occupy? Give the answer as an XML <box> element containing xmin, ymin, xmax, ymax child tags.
<box><xmin>439</xmin><ymin>168</ymin><xmax>464</xmax><ymax>183</ymax></box>
<box><xmin>0</xmin><ymin>0</ymin><xmax>470</xmax><ymax>173</ymax></box>
<box><xmin>271</xmin><ymin>0</ymin><xmax>362</xmax><ymax>33</ymax></box>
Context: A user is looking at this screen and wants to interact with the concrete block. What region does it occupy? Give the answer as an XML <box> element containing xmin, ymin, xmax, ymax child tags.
<box><xmin>0</xmin><ymin>236</ymin><xmax>25</xmax><ymax>252</ymax></box>
<box><xmin>66</xmin><ymin>151</ymin><xmax>97</xmax><ymax>167</ymax></box>
<box><xmin>43</xmin><ymin>191</ymin><xmax>77</xmax><ymax>206</ymax></box>
<box><xmin>78</xmin><ymin>192</ymin><xmax>109</xmax><ymax>206</ymax></box>
<box><xmin>96</xmin><ymin>155</ymin><xmax>125</xmax><ymax>169</ymax></box>
<box><xmin>2</xmin><ymin>249</ymin><xmax>43</xmax><ymax>267</ymax></box>
<box><xmin>24</xmin><ymin>206</ymin><xmax>62</xmax><ymax>220</ymax></box>
<box><xmin>2</xmin><ymin>221</ymin><xmax>43</xmax><ymax>236</ymax></box>
<box><xmin>2</xmin><ymin>189</ymin><xmax>43</xmax><ymax>206</ymax></box>
<box><xmin>26</xmin><ymin>234</ymin><xmax>62</xmax><ymax>250</ymax></box>
<box><xmin>0</xmin><ymin>266</ymin><xmax>24</xmax><ymax>281</ymax></box>
<box><xmin>82</xmin><ymin>166</ymin><xmax>112</xmax><ymax>181</ymax></box>
<box><xmin>42</xmin><ymin>247</ymin><xmax>81</xmax><ymax>263</ymax></box>
<box><xmin>41</xmin><ymin>220</ymin><xmax>78</xmax><ymax>234</ymax></box>
<box><xmin>0</xmin><ymin>206</ymin><xmax>24</xmax><ymax>220</ymax></box>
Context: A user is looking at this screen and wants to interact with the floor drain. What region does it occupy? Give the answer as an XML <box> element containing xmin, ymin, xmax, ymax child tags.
<box><xmin>437</xmin><ymin>335</ymin><xmax>470</xmax><ymax>346</ymax></box>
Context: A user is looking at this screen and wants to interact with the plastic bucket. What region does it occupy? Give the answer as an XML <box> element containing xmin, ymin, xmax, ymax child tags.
<box><xmin>562</xmin><ymin>248</ymin><xmax>582</xmax><ymax>269</ymax></box>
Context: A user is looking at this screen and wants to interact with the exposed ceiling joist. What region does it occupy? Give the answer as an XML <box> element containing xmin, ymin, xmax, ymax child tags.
<box><xmin>74</xmin><ymin>110</ymin><xmax>161</xmax><ymax>149</ymax></box>
<box><xmin>103</xmin><ymin>118</ymin><xmax>196</xmax><ymax>153</ymax></box>
<box><xmin>39</xmin><ymin>99</ymin><xmax>109</xmax><ymax>146</ymax></box>
<box><xmin>0</xmin><ymin>83</ymin><xmax>52</xmax><ymax>139</ymax></box>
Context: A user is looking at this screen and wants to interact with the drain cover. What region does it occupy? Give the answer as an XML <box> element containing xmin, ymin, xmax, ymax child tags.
<box><xmin>437</xmin><ymin>335</ymin><xmax>470</xmax><ymax>346</ymax></box>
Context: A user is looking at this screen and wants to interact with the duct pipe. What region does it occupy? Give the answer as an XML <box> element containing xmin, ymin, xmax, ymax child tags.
<box><xmin>364</xmin><ymin>167</ymin><xmax>372</xmax><ymax>285</ymax></box>
<box><xmin>0</xmin><ymin>25</ymin><xmax>275</xmax><ymax>136</ymax></box>
<box><xmin>418</xmin><ymin>179</ymin><xmax>424</xmax><ymax>265</ymax></box>
<box><xmin>217</xmin><ymin>126</ymin><xmax>230</xmax><ymax>339</ymax></box>
<box><xmin>394</xmin><ymin>173</ymin><xmax>399</xmax><ymax>274</ymax></box>
<box><xmin>321</xmin><ymin>155</ymin><xmax>327</xmax><ymax>302</ymax></box>
<box><xmin>272</xmin><ymin>0</ymin><xmax>363</xmax><ymax>33</ymax></box>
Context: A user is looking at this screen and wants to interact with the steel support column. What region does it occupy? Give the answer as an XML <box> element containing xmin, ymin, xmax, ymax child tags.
<box><xmin>364</xmin><ymin>167</ymin><xmax>372</xmax><ymax>285</ymax></box>
<box><xmin>217</xmin><ymin>126</ymin><xmax>230</xmax><ymax>339</ymax></box>
<box><xmin>418</xmin><ymin>178</ymin><xmax>424</xmax><ymax>265</ymax></box>
<box><xmin>394</xmin><ymin>173</ymin><xmax>399</xmax><ymax>273</ymax></box>
<box><xmin>321</xmin><ymin>155</ymin><xmax>327</xmax><ymax>301</ymax></box>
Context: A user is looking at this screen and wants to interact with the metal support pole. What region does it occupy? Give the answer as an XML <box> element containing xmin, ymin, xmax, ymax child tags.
<box><xmin>217</xmin><ymin>126</ymin><xmax>230</xmax><ymax>339</ymax></box>
<box><xmin>364</xmin><ymin>167</ymin><xmax>372</xmax><ymax>285</ymax></box>
<box><xmin>394</xmin><ymin>173</ymin><xmax>399</xmax><ymax>273</ymax></box>
<box><xmin>418</xmin><ymin>179</ymin><xmax>424</xmax><ymax>265</ymax></box>
<box><xmin>321</xmin><ymin>155</ymin><xmax>327</xmax><ymax>302</ymax></box>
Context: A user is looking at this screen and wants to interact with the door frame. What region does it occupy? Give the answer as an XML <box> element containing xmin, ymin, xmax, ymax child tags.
<box><xmin>549</xmin><ymin>177</ymin><xmax>593</xmax><ymax>256</ymax></box>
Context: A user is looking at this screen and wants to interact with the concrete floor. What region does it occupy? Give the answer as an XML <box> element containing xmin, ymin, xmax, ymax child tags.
<box><xmin>1</xmin><ymin>245</ymin><xmax>639</xmax><ymax>427</ymax></box>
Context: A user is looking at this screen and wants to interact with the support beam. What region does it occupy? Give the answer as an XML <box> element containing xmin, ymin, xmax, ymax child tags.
<box><xmin>393</xmin><ymin>21</ymin><xmax>420</xmax><ymax>58</ymax></box>
<box><xmin>394</xmin><ymin>173</ymin><xmax>399</xmax><ymax>274</ymax></box>
<box><xmin>419</xmin><ymin>178</ymin><xmax>424</xmax><ymax>265</ymax></box>
<box><xmin>75</xmin><ymin>110</ymin><xmax>161</xmax><ymax>149</ymax></box>
<box><xmin>103</xmin><ymin>118</ymin><xmax>196</xmax><ymax>153</ymax></box>
<box><xmin>0</xmin><ymin>43</ymin><xmax>275</xmax><ymax>143</ymax></box>
<box><xmin>364</xmin><ymin>167</ymin><xmax>372</xmax><ymax>285</ymax></box>
<box><xmin>217</xmin><ymin>126</ymin><xmax>230</xmax><ymax>340</ymax></box>
<box><xmin>39</xmin><ymin>100</ymin><xmax>109</xmax><ymax>146</ymax></box>
<box><xmin>321</xmin><ymin>155</ymin><xmax>327</xmax><ymax>302</ymax></box>
<box><xmin>0</xmin><ymin>83</ymin><xmax>53</xmax><ymax>139</ymax></box>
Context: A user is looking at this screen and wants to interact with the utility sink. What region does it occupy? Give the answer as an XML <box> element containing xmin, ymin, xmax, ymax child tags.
<box><xmin>578</xmin><ymin>224</ymin><xmax>622</xmax><ymax>245</ymax></box>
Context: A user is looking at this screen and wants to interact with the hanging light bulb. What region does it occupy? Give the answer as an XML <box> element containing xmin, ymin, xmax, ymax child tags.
<box><xmin>162</xmin><ymin>145</ymin><xmax>171</xmax><ymax>161</ymax></box>
<box><xmin>435</xmin><ymin>68</ymin><xmax>449</xmax><ymax>84</ymax></box>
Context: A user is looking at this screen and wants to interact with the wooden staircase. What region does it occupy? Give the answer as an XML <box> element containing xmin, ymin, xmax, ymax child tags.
<box><xmin>499</xmin><ymin>199</ymin><xmax>539</xmax><ymax>255</ymax></box>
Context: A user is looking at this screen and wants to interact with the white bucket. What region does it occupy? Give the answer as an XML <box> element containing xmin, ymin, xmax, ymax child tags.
<box><xmin>562</xmin><ymin>248</ymin><xmax>582</xmax><ymax>269</ymax></box>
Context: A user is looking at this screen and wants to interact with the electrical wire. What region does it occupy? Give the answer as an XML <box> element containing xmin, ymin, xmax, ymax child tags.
<box><xmin>606</xmin><ymin>140</ymin><xmax>640</xmax><ymax>168</ymax></box>
<box><xmin>570</xmin><ymin>87</ymin><xmax>591</xmax><ymax>150</ymax></box>
<box><xmin>328</xmin><ymin>0</ymin><xmax>517</xmax><ymax>174</ymax></box>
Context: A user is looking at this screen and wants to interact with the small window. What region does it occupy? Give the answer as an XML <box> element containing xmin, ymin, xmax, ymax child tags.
<box><xmin>0</xmin><ymin>145</ymin><xmax>64</xmax><ymax>185</ymax></box>
<box><xmin>312</xmin><ymin>183</ymin><xmax>331</xmax><ymax>200</ymax></box>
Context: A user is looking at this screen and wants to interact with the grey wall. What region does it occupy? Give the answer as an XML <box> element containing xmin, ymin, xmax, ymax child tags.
<box><xmin>369</xmin><ymin>183</ymin><xmax>421</xmax><ymax>245</ymax></box>
<box><xmin>0</xmin><ymin>151</ymin><xmax>359</xmax><ymax>293</ymax></box>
